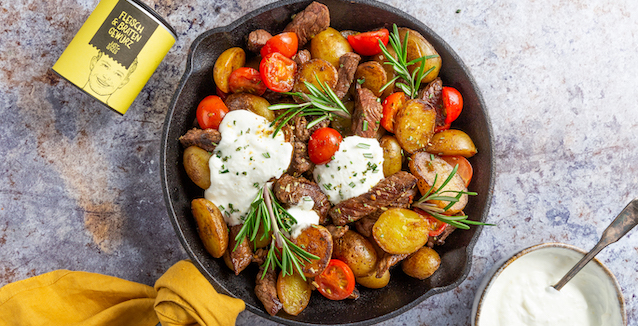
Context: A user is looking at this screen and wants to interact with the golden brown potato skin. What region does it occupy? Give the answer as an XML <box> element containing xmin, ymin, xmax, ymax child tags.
<box><xmin>371</xmin><ymin>46</ymin><xmax>397</xmax><ymax>99</ymax></box>
<box><xmin>292</xmin><ymin>59</ymin><xmax>338</xmax><ymax>94</ymax></box>
<box><xmin>277</xmin><ymin>271</ymin><xmax>312</xmax><ymax>316</ymax></box>
<box><xmin>379</xmin><ymin>135</ymin><xmax>403</xmax><ymax>177</ymax></box>
<box><xmin>394</xmin><ymin>99</ymin><xmax>436</xmax><ymax>154</ymax></box>
<box><xmin>356</xmin><ymin>269</ymin><xmax>390</xmax><ymax>289</ymax></box>
<box><xmin>310</xmin><ymin>27</ymin><xmax>353</xmax><ymax>68</ymax></box>
<box><xmin>183</xmin><ymin>146</ymin><xmax>212</xmax><ymax>189</ymax></box>
<box><xmin>292</xmin><ymin>225</ymin><xmax>333</xmax><ymax>277</ymax></box>
<box><xmin>191</xmin><ymin>198</ymin><xmax>228</xmax><ymax>258</ymax></box>
<box><xmin>213</xmin><ymin>47</ymin><xmax>245</xmax><ymax>93</ymax></box>
<box><xmin>426</xmin><ymin>129</ymin><xmax>478</xmax><ymax>158</ymax></box>
<box><xmin>397</xmin><ymin>28</ymin><xmax>441</xmax><ymax>84</ymax></box>
<box><xmin>224</xmin><ymin>93</ymin><xmax>274</xmax><ymax>121</ymax></box>
<box><xmin>354</xmin><ymin>61</ymin><xmax>387</xmax><ymax>97</ymax></box>
<box><xmin>372</xmin><ymin>208</ymin><xmax>430</xmax><ymax>255</ymax></box>
<box><xmin>401</xmin><ymin>246</ymin><xmax>441</xmax><ymax>279</ymax></box>
<box><xmin>332</xmin><ymin>230</ymin><xmax>378</xmax><ymax>277</ymax></box>
<box><xmin>409</xmin><ymin>152</ymin><xmax>468</xmax><ymax>214</ymax></box>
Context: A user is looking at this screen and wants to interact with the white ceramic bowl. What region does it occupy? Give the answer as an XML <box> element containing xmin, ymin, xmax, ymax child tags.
<box><xmin>472</xmin><ymin>242</ymin><xmax>626</xmax><ymax>326</ymax></box>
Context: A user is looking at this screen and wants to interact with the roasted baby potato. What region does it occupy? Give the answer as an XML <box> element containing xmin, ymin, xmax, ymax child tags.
<box><xmin>332</xmin><ymin>230</ymin><xmax>378</xmax><ymax>277</ymax></box>
<box><xmin>191</xmin><ymin>198</ymin><xmax>228</xmax><ymax>258</ymax></box>
<box><xmin>213</xmin><ymin>47</ymin><xmax>246</xmax><ymax>93</ymax></box>
<box><xmin>183</xmin><ymin>146</ymin><xmax>212</xmax><ymax>189</ymax></box>
<box><xmin>401</xmin><ymin>246</ymin><xmax>441</xmax><ymax>280</ymax></box>
<box><xmin>292</xmin><ymin>225</ymin><xmax>333</xmax><ymax>277</ymax></box>
<box><xmin>292</xmin><ymin>59</ymin><xmax>338</xmax><ymax>94</ymax></box>
<box><xmin>409</xmin><ymin>152</ymin><xmax>468</xmax><ymax>214</ymax></box>
<box><xmin>394</xmin><ymin>99</ymin><xmax>436</xmax><ymax>154</ymax></box>
<box><xmin>251</xmin><ymin>223</ymin><xmax>271</xmax><ymax>249</ymax></box>
<box><xmin>379</xmin><ymin>135</ymin><xmax>403</xmax><ymax>177</ymax></box>
<box><xmin>397</xmin><ymin>28</ymin><xmax>441</xmax><ymax>84</ymax></box>
<box><xmin>224</xmin><ymin>93</ymin><xmax>274</xmax><ymax>121</ymax></box>
<box><xmin>354</xmin><ymin>61</ymin><xmax>387</xmax><ymax>97</ymax></box>
<box><xmin>310</xmin><ymin>27</ymin><xmax>353</xmax><ymax>68</ymax></box>
<box><xmin>277</xmin><ymin>271</ymin><xmax>312</xmax><ymax>316</ymax></box>
<box><xmin>371</xmin><ymin>46</ymin><xmax>397</xmax><ymax>99</ymax></box>
<box><xmin>356</xmin><ymin>269</ymin><xmax>390</xmax><ymax>289</ymax></box>
<box><xmin>426</xmin><ymin>129</ymin><xmax>478</xmax><ymax>158</ymax></box>
<box><xmin>372</xmin><ymin>208</ymin><xmax>430</xmax><ymax>255</ymax></box>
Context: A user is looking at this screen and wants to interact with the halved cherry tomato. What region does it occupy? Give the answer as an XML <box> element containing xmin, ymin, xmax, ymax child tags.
<box><xmin>347</xmin><ymin>29</ymin><xmax>390</xmax><ymax>56</ymax></box>
<box><xmin>380</xmin><ymin>92</ymin><xmax>406</xmax><ymax>133</ymax></box>
<box><xmin>228</xmin><ymin>67</ymin><xmax>267</xmax><ymax>95</ymax></box>
<box><xmin>414</xmin><ymin>208</ymin><xmax>448</xmax><ymax>237</ymax></box>
<box><xmin>196</xmin><ymin>95</ymin><xmax>228</xmax><ymax>130</ymax></box>
<box><xmin>260</xmin><ymin>32</ymin><xmax>298</xmax><ymax>59</ymax></box>
<box><xmin>442</xmin><ymin>86</ymin><xmax>463</xmax><ymax>125</ymax></box>
<box><xmin>315</xmin><ymin>259</ymin><xmax>355</xmax><ymax>300</ymax></box>
<box><xmin>260</xmin><ymin>52</ymin><xmax>297</xmax><ymax>93</ymax></box>
<box><xmin>441</xmin><ymin>155</ymin><xmax>473</xmax><ymax>187</ymax></box>
<box><xmin>308</xmin><ymin>127</ymin><xmax>342</xmax><ymax>165</ymax></box>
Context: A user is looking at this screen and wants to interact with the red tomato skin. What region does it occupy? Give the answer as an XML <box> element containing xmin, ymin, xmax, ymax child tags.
<box><xmin>260</xmin><ymin>52</ymin><xmax>297</xmax><ymax>93</ymax></box>
<box><xmin>440</xmin><ymin>155</ymin><xmax>473</xmax><ymax>187</ymax></box>
<box><xmin>380</xmin><ymin>92</ymin><xmax>406</xmax><ymax>133</ymax></box>
<box><xmin>315</xmin><ymin>259</ymin><xmax>356</xmax><ymax>300</ymax></box>
<box><xmin>414</xmin><ymin>208</ymin><xmax>448</xmax><ymax>237</ymax></box>
<box><xmin>347</xmin><ymin>29</ymin><xmax>390</xmax><ymax>56</ymax></box>
<box><xmin>308</xmin><ymin>128</ymin><xmax>342</xmax><ymax>165</ymax></box>
<box><xmin>442</xmin><ymin>87</ymin><xmax>463</xmax><ymax>125</ymax></box>
<box><xmin>228</xmin><ymin>67</ymin><xmax>267</xmax><ymax>96</ymax></box>
<box><xmin>196</xmin><ymin>95</ymin><xmax>229</xmax><ymax>130</ymax></box>
<box><xmin>260</xmin><ymin>32</ymin><xmax>299</xmax><ymax>58</ymax></box>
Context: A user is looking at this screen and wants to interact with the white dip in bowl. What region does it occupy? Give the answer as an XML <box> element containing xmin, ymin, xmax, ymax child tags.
<box><xmin>472</xmin><ymin>243</ymin><xmax>625</xmax><ymax>326</ymax></box>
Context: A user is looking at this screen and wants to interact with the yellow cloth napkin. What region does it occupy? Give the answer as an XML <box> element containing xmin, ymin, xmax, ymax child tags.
<box><xmin>0</xmin><ymin>260</ymin><xmax>245</xmax><ymax>326</ymax></box>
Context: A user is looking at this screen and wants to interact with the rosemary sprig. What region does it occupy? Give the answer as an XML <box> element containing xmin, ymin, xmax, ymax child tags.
<box><xmin>268</xmin><ymin>79</ymin><xmax>351</xmax><ymax>137</ymax></box>
<box><xmin>235</xmin><ymin>184</ymin><xmax>319</xmax><ymax>280</ymax></box>
<box><xmin>378</xmin><ymin>24</ymin><xmax>440</xmax><ymax>99</ymax></box>
<box><xmin>413</xmin><ymin>164</ymin><xmax>493</xmax><ymax>229</ymax></box>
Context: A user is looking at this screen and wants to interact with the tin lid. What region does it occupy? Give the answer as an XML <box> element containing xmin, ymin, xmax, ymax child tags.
<box><xmin>128</xmin><ymin>0</ymin><xmax>177</xmax><ymax>39</ymax></box>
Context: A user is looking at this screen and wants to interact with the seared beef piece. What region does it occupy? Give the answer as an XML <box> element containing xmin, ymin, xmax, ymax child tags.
<box><xmin>352</xmin><ymin>84</ymin><xmax>382</xmax><ymax>138</ymax></box>
<box><xmin>326</xmin><ymin>224</ymin><xmax>349</xmax><ymax>239</ymax></box>
<box><xmin>292</xmin><ymin>115</ymin><xmax>330</xmax><ymax>143</ymax></box>
<box><xmin>418</xmin><ymin>78</ymin><xmax>445</xmax><ymax>128</ymax></box>
<box><xmin>227</xmin><ymin>225</ymin><xmax>253</xmax><ymax>275</ymax></box>
<box><xmin>354</xmin><ymin>217</ymin><xmax>376</xmax><ymax>238</ymax></box>
<box><xmin>329</xmin><ymin>171</ymin><xmax>418</xmax><ymax>226</ymax></box>
<box><xmin>334</xmin><ymin>52</ymin><xmax>361</xmax><ymax>99</ymax></box>
<box><xmin>289</xmin><ymin>141</ymin><xmax>314</xmax><ymax>176</ymax></box>
<box><xmin>247</xmin><ymin>29</ymin><xmax>272</xmax><ymax>53</ymax></box>
<box><xmin>283</xmin><ymin>1</ymin><xmax>330</xmax><ymax>47</ymax></box>
<box><xmin>179</xmin><ymin>128</ymin><xmax>221</xmax><ymax>152</ymax></box>
<box><xmin>252</xmin><ymin>248</ymin><xmax>268</xmax><ymax>265</ymax></box>
<box><xmin>427</xmin><ymin>224</ymin><xmax>457</xmax><ymax>247</ymax></box>
<box><xmin>353</xmin><ymin>186</ymin><xmax>418</xmax><ymax>237</ymax></box>
<box><xmin>376</xmin><ymin>253</ymin><xmax>409</xmax><ymax>277</ymax></box>
<box><xmin>255</xmin><ymin>268</ymin><xmax>283</xmax><ymax>316</ymax></box>
<box><xmin>293</xmin><ymin>49</ymin><xmax>312</xmax><ymax>66</ymax></box>
<box><xmin>274</xmin><ymin>174</ymin><xmax>330</xmax><ymax>224</ymax></box>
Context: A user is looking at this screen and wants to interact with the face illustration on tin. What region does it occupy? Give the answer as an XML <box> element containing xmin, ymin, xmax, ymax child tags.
<box><xmin>83</xmin><ymin>52</ymin><xmax>137</xmax><ymax>103</ymax></box>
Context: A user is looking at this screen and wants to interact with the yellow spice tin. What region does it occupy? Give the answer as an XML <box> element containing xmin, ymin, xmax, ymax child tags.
<box><xmin>52</xmin><ymin>0</ymin><xmax>176</xmax><ymax>114</ymax></box>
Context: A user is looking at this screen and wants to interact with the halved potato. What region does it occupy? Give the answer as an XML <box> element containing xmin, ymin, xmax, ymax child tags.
<box><xmin>183</xmin><ymin>146</ymin><xmax>212</xmax><ymax>189</ymax></box>
<box><xmin>213</xmin><ymin>47</ymin><xmax>246</xmax><ymax>93</ymax></box>
<box><xmin>191</xmin><ymin>198</ymin><xmax>228</xmax><ymax>258</ymax></box>
<box><xmin>292</xmin><ymin>59</ymin><xmax>338</xmax><ymax>94</ymax></box>
<box><xmin>409</xmin><ymin>152</ymin><xmax>468</xmax><ymax>214</ymax></box>
<box><xmin>394</xmin><ymin>99</ymin><xmax>436</xmax><ymax>154</ymax></box>
<box><xmin>354</xmin><ymin>61</ymin><xmax>387</xmax><ymax>97</ymax></box>
<box><xmin>372</xmin><ymin>208</ymin><xmax>430</xmax><ymax>255</ymax></box>
<box><xmin>426</xmin><ymin>129</ymin><xmax>478</xmax><ymax>158</ymax></box>
<box><xmin>277</xmin><ymin>271</ymin><xmax>312</xmax><ymax>316</ymax></box>
<box><xmin>292</xmin><ymin>225</ymin><xmax>333</xmax><ymax>277</ymax></box>
<box><xmin>401</xmin><ymin>246</ymin><xmax>441</xmax><ymax>280</ymax></box>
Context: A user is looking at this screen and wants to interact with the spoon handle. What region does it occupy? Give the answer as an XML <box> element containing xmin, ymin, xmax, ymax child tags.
<box><xmin>553</xmin><ymin>198</ymin><xmax>638</xmax><ymax>291</ymax></box>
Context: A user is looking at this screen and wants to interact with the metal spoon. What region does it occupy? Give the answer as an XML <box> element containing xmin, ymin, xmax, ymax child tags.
<box><xmin>553</xmin><ymin>198</ymin><xmax>638</xmax><ymax>291</ymax></box>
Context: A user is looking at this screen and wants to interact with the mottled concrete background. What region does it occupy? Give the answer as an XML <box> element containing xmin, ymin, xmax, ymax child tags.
<box><xmin>1</xmin><ymin>0</ymin><xmax>637</xmax><ymax>325</ymax></box>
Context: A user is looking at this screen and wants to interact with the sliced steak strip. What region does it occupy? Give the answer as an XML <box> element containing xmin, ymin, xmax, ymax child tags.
<box><xmin>179</xmin><ymin>128</ymin><xmax>221</xmax><ymax>152</ymax></box>
<box><xmin>288</xmin><ymin>141</ymin><xmax>314</xmax><ymax>176</ymax></box>
<box><xmin>293</xmin><ymin>49</ymin><xmax>312</xmax><ymax>66</ymax></box>
<box><xmin>255</xmin><ymin>268</ymin><xmax>283</xmax><ymax>316</ymax></box>
<box><xmin>326</xmin><ymin>224</ymin><xmax>349</xmax><ymax>239</ymax></box>
<box><xmin>274</xmin><ymin>174</ymin><xmax>330</xmax><ymax>224</ymax></box>
<box><xmin>226</xmin><ymin>225</ymin><xmax>253</xmax><ymax>275</ymax></box>
<box><xmin>427</xmin><ymin>224</ymin><xmax>457</xmax><ymax>247</ymax></box>
<box><xmin>376</xmin><ymin>253</ymin><xmax>409</xmax><ymax>277</ymax></box>
<box><xmin>418</xmin><ymin>77</ymin><xmax>445</xmax><ymax>128</ymax></box>
<box><xmin>352</xmin><ymin>84</ymin><xmax>382</xmax><ymax>138</ymax></box>
<box><xmin>334</xmin><ymin>52</ymin><xmax>361</xmax><ymax>99</ymax></box>
<box><xmin>283</xmin><ymin>1</ymin><xmax>330</xmax><ymax>47</ymax></box>
<box><xmin>292</xmin><ymin>115</ymin><xmax>330</xmax><ymax>143</ymax></box>
<box><xmin>329</xmin><ymin>171</ymin><xmax>418</xmax><ymax>226</ymax></box>
<box><xmin>247</xmin><ymin>29</ymin><xmax>272</xmax><ymax>53</ymax></box>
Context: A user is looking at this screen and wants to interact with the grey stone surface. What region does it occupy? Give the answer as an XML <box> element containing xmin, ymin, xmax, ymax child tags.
<box><xmin>1</xmin><ymin>0</ymin><xmax>637</xmax><ymax>325</ymax></box>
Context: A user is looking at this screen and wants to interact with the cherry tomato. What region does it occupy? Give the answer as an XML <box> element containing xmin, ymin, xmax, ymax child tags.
<box><xmin>347</xmin><ymin>29</ymin><xmax>390</xmax><ymax>56</ymax></box>
<box><xmin>260</xmin><ymin>32</ymin><xmax>298</xmax><ymax>59</ymax></box>
<box><xmin>434</xmin><ymin>123</ymin><xmax>451</xmax><ymax>133</ymax></box>
<box><xmin>228</xmin><ymin>67</ymin><xmax>267</xmax><ymax>95</ymax></box>
<box><xmin>260</xmin><ymin>52</ymin><xmax>297</xmax><ymax>93</ymax></box>
<box><xmin>308</xmin><ymin>127</ymin><xmax>342</xmax><ymax>165</ymax></box>
<box><xmin>442</xmin><ymin>86</ymin><xmax>463</xmax><ymax>125</ymax></box>
<box><xmin>414</xmin><ymin>208</ymin><xmax>448</xmax><ymax>237</ymax></box>
<box><xmin>196</xmin><ymin>95</ymin><xmax>228</xmax><ymax>130</ymax></box>
<box><xmin>440</xmin><ymin>155</ymin><xmax>473</xmax><ymax>187</ymax></box>
<box><xmin>315</xmin><ymin>259</ymin><xmax>355</xmax><ymax>300</ymax></box>
<box><xmin>380</xmin><ymin>92</ymin><xmax>406</xmax><ymax>133</ymax></box>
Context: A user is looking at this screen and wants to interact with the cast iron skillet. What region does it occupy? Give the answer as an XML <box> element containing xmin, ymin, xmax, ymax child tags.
<box><xmin>160</xmin><ymin>0</ymin><xmax>494</xmax><ymax>324</ymax></box>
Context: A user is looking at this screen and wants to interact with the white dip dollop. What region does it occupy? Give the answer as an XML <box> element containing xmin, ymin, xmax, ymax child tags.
<box><xmin>313</xmin><ymin>135</ymin><xmax>384</xmax><ymax>205</ymax></box>
<box><xmin>287</xmin><ymin>196</ymin><xmax>319</xmax><ymax>238</ymax></box>
<box><xmin>478</xmin><ymin>247</ymin><xmax>623</xmax><ymax>326</ymax></box>
<box><xmin>204</xmin><ymin>110</ymin><xmax>293</xmax><ymax>226</ymax></box>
